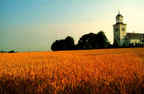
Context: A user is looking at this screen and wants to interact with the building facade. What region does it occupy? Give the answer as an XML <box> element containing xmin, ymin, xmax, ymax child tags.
<box><xmin>113</xmin><ymin>13</ymin><xmax>144</xmax><ymax>47</ymax></box>
<box><xmin>125</xmin><ymin>33</ymin><xmax>144</xmax><ymax>47</ymax></box>
<box><xmin>113</xmin><ymin>12</ymin><xmax>127</xmax><ymax>47</ymax></box>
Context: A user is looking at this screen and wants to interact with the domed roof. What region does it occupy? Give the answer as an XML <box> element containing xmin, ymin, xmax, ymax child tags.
<box><xmin>116</xmin><ymin>12</ymin><xmax>123</xmax><ymax>17</ymax></box>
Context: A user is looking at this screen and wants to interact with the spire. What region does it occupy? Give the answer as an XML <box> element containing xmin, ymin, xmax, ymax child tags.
<box><xmin>116</xmin><ymin>9</ymin><xmax>123</xmax><ymax>17</ymax></box>
<box><xmin>116</xmin><ymin>9</ymin><xmax>123</xmax><ymax>23</ymax></box>
<box><xmin>118</xmin><ymin>9</ymin><xmax>120</xmax><ymax>15</ymax></box>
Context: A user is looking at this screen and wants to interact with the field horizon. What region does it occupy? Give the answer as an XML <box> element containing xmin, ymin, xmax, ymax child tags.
<box><xmin>0</xmin><ymin>48</ymin><xmax>144</xmax><ymax>94</ymax></box>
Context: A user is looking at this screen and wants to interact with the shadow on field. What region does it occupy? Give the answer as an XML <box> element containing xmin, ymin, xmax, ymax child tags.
<box><xmin>0</xmin><ymin>76</ymin><xmax>144</xmax><ymax>94</ymax></box>
<box><xmin>0</xmin><ymin>76</ymin><xmax>55</xmax><ymax>94</ymax></box>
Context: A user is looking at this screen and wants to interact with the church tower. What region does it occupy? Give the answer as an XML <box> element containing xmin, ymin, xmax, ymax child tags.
<box><xmin>113</xmin><ymin>12</ymin><xmax>127</xmax><ymax>47</ymax></box>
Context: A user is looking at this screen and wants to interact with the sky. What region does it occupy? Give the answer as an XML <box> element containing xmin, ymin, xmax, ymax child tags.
<box><xmin>0</xmin><ymin>0</ymin><xmax>144</xmax><ymax>51</ymax></box>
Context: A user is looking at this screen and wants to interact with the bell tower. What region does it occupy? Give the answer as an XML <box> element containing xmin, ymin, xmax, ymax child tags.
<box><xmin>113</xmin><ymin>12</ymin><xmax>127</xmax><ymax>47</ymax></box>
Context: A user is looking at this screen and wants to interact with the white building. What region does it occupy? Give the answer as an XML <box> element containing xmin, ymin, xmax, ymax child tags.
<box><xmin>113</xmin><ymin>12</ymin><xmax>144</xmax><ymax>47</ymax></box>
<box><xmin>125</xmin><ymin>33</ymin><xmax>144</xmax><ymax>46</ymax></box>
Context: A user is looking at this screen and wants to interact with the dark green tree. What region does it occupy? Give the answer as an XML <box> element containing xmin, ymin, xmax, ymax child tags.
<box><xmin>77</xmin><ymin>33</ymin><xmax>97</xmax><ymax>49</ymax></box>
<box><xmin>96</xmin><ymin>31</ymin><xmax>110</xmax><ymax>48</ymax></box>
<box><xmin>51</xmin><ymin>36</ymin><xmax>75</xmax><ymax>51</ymax></box>
<box><xmin>76</xmin><ymin>31</ymin><xmax>111</xmax><ymax>49</ymax></box>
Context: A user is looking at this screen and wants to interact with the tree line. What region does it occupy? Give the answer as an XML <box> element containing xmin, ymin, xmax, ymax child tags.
<box><xmin>51</xmin><ymin>31</ymin><xmax>112</xmax><ymax>51</ymax></box>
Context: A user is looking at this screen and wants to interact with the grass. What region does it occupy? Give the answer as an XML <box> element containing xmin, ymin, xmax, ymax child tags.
<box><xmin>0</xmin><ymin>48</ymin><xmax>144</xmax><ymax>94</ymax></box>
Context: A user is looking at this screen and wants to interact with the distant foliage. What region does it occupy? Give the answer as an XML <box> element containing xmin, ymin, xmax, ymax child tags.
<box><xmin>0</xmin><ymin>50</ymin><xmax>16</xmax><ymax>53</ymax></box>
<box><xmin>8</xmin><ymin>50</ymin><xmax>16</xmax><ymax>53</ymax></box>
<box><xmin>51</xmin><ymin>36</ymin><xmax>75</xmax><ymax>51</ymax></box>
<box><xmin>77</xmin><ymin>31</ymin><xmax>111</xmax><ymax>49</ymax></box>
<box><xmin>51</xmin><ymin>31</ymin><xmax>111</xmax><ymax>51</ymax></box>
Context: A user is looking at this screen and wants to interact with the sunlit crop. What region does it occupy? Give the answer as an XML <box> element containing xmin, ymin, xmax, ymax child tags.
<box><xmin>0</xmin><ymin>48</ymin><xmax>144</xmax><ymax>94</ymax></box>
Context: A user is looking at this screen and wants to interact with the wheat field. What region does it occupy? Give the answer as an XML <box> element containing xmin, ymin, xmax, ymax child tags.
<box><xmin>0</xmin><ymin>48</ymin><xmax>144</xmax><ymax>94</ymax></box>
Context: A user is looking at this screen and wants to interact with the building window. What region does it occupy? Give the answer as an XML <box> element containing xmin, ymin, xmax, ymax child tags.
<box><xmin>122</xmin><ymin>28</ymin><xmax>125</xmax><ymax>31</ymax></box>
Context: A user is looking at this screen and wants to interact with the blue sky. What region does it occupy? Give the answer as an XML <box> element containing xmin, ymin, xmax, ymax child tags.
<box><xmin>0</xmin><ymin>0</ymin><xmax>144</xmax><ymax>51</ymax></box>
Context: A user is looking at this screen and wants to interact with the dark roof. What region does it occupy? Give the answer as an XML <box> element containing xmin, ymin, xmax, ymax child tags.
<box><xmin>116</xmin><ymin>14</ymin><xmax>123</xmax><ymax>17</ymax></box>
<box><xmin>115</xmin><ymin>22</ymin><xmax>126</xmax><ymax>25</ymax></box>
<box><xmin>126</xmin><ymin>33</ymin><xmax>144</xmax><ymax>40</ymax></box>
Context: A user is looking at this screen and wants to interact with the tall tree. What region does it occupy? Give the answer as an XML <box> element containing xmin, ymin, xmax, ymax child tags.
<box><xmin>77</xmin><ymin>31</ymin><xmax>110</xmax><ymax>49</ymax></box>
<box><xmin>96</xmin><ymin>31</ymin><xmax>110</xmax><ymax>48</ymax></box>
<box><xmin>51</xmin><ymin>36</ymin><xmax>75</xmax><ymax>51</ymax></box>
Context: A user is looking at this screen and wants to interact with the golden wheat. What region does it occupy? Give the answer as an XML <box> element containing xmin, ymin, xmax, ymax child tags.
<box><xmin>0</xmin><ymin>48</ymin><xmax>144</xmax><ymax>94</ymax></box>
